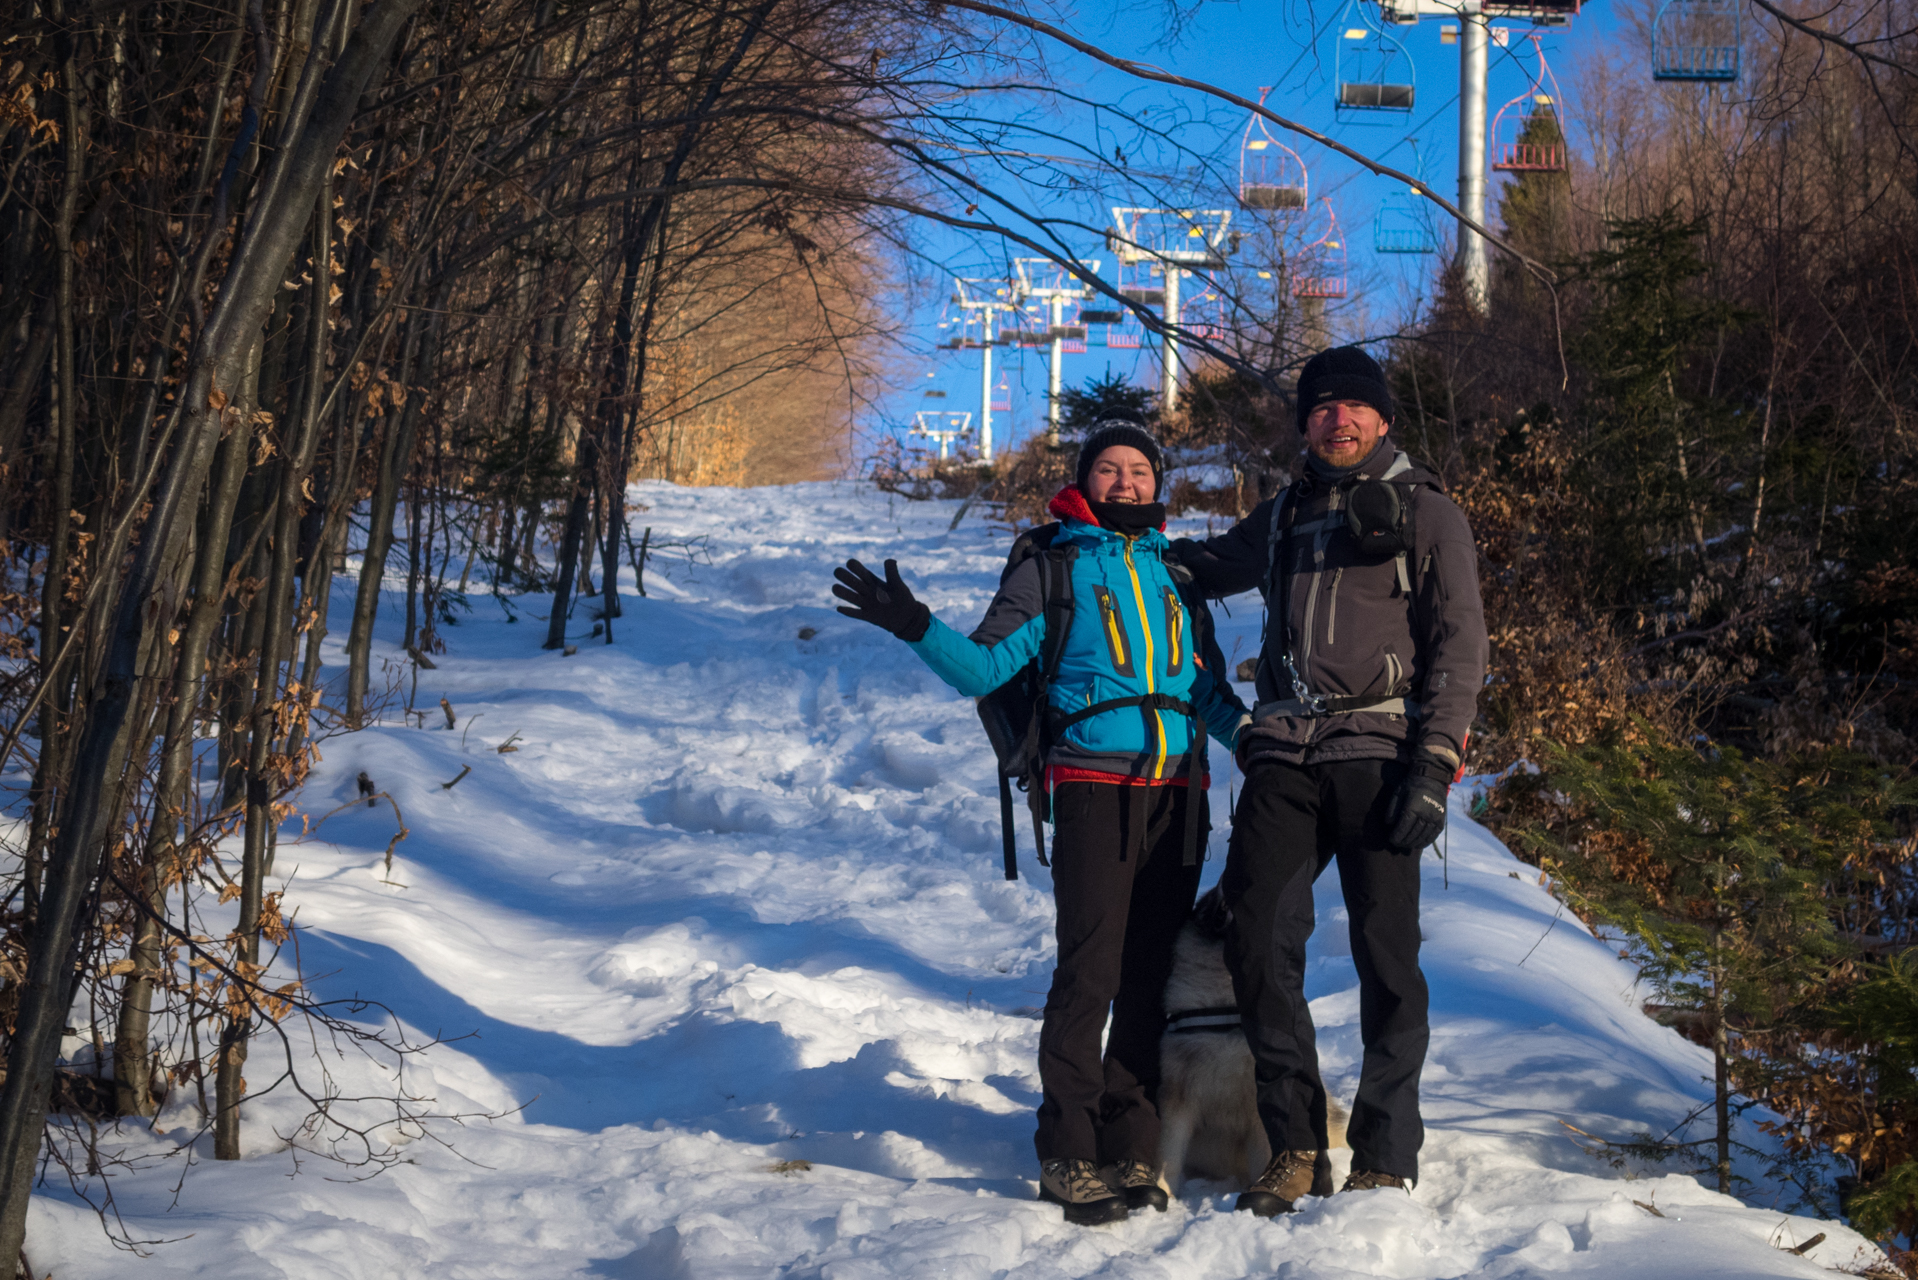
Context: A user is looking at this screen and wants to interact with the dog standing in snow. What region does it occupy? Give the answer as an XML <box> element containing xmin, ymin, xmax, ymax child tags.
<box><xmin>1158</xmin><ymin>888</ymin><xmax>1346</xmax><ymax>1197</ymax></box>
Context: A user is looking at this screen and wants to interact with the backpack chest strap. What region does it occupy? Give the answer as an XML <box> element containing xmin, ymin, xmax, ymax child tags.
<box><xmin>1254</xmin><ymin>695</ymin><xmax>1418</xmax><ymax>719</ymax></box>
<box><xmin>1049</xmin><ymin>691</ymin><xmax>1194</xmax><ymax>734</ymax></box>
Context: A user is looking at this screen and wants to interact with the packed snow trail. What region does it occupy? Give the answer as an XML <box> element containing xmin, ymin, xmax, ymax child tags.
<box><xmin>29</xmin><ymin>481</ymin><xmax>1881</xmax><ymax>1278</ymax></box>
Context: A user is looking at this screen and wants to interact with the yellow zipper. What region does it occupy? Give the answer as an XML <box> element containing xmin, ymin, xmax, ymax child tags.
<box><xmin>1122</xmin><ymin>543</ymin><xmax>1167</xmax><ymax>779</ymax></box>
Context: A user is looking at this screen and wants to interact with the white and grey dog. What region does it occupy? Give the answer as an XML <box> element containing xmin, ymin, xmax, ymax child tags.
<box><xmin>1158</xmin><ymin>887</ymin><xmax>1347</xmax><ymax>1195</ymax></box>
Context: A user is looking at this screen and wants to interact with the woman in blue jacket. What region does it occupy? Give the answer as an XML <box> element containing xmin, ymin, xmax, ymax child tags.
<box><xmin>833</xmin><ymin>421</ymin><xmax>1249</xmax><ymax>1225</ymax></box>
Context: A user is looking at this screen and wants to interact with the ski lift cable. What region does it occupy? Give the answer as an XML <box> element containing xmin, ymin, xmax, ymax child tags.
<box><xmin>936</xmin><ymin>0</ymin><xmax>1568</xmax><ymax>386</ymax></box>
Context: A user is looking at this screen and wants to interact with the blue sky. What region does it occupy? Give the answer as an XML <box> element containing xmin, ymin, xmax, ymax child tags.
<box><xmin>879</xmin><ymin>0</ymin><xmax>1632</xmax><ymax>456</ymax></box>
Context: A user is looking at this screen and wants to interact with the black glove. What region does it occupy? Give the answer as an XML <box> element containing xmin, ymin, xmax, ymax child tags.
<box><xmin>1384</xmin><ymin>748</ymin><xmax>1453</xmax><ymax>853</ymax></box>
<box><xmin>832</xmin><ymin>558</ymin><xmax>931</xmax><ymax>641</ymax></box>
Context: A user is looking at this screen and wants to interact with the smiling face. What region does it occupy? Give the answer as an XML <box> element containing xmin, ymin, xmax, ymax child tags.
<box><xmin>1083</xmin><ymin>445</ymin><xmax>1157</xmax><ymax>504</ymax></box>
<box><xmin>1304</xmin><ymin>400</ymin><xmax>1389</xmax><ymax>469</ymax></box>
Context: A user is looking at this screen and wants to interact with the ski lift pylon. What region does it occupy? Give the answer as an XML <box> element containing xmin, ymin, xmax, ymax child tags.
<box><xmin>1652</xmin><ymin>0</ymin><xmax>1740</xmax><ymax>81</ymax></box>
<box><xmin>1336</xmin><ymin>0</ymin><xmax>1415</xmax><ymax>120</ymax></box>
<box><xmin>1493</xmin><ymin>36</ymin><xmax>1568</xmax><ymax>172</ymax></box>
<box><xmin>1240</xmin><ymin>88</ymin><xmax>1308</xmax><ymax>212</ymax></box>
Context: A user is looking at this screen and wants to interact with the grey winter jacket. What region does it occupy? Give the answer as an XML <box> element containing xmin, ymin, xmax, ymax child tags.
<box><xmin>1170</xmin><ymin>448</ymin><xmax>1488</xmax><ymax>766</ymax></box>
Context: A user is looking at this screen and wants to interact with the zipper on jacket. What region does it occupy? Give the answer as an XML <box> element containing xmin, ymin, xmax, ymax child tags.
<box><xmin>1094</xmin><ymin>586</ymin><xmax>1135</xmax><ymax>676</ymax></box>
<box><xmin>1163</xmin><ymin>587</ymin><xmax>1185</xmax><ymax>677</ymax></box>
<box><xmin>1122</xmin><ymin>543</ymin><xmax>1167</xmax><ymax>780</ymax></box>
<box><xmin>1326</xmin><ymin>567</ymin><xmax>1343</xmax><ymax>646</ymax></box>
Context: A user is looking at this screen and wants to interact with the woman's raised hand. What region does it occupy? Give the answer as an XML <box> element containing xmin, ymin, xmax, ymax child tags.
<box><xmin>831</xmin><ymin>559</ymin><xmax>931</xmax><ymax>641</ymax></box>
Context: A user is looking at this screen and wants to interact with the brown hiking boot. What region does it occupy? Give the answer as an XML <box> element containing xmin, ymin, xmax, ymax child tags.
<box><xmin>1038</xmin><ymin>1158</ymin><xmax>1129</xmax><ymax>1225</ymax></box>
<box><xmin>1236</xmin><ymin>1149</ymin><xmax>1322</xmax><ymax>1217</ymax></box>
<box><xmin>1100</xmin><ymin>1159</ymin><xmax>1169</xmax><ymax>1212</ymax></box>
<box><xmin>1341</xmin><ymin>1169</ymin><xmax>1411</xmax><ymax>1193</ymax></box>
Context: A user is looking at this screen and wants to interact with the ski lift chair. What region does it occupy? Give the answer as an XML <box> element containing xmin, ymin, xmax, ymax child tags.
<box><xmin>1652</xmin><ymin>0</ymin><xmax>1739</xmax><ymax>81</ymax></box>
<box><xmin>1293</xmin><ymin>199</ymin><xmax>1350</xmax><ymax>298</ymax></box>
<box><xmin>1336</xmin><ymin>0</ymin><xmax>1416</xmax><ymax>122</ymax></box>
<box><xmin>1118</xmin><ymin>262</ymin><xmax>1167</xmax><ymax>309</ymax></box>
<box><xmin>1493</xmin><ymin>36</ymin><xmax>1569</xmax><ymax>171</ymax></box>
<box><xmin>1240</xmin><ymin>90</ymin><xmax>1310</xmax><ymax>212</ymax></box>
<box><xmin>1373</xmin><ymin>195</ymin><xmax>1437</xmax><ymax>254</ymax></box>
<box><xmin>1051</xmin><ymin>310</ymin><xmax>1089</xmax><ymax>353</ymax></box>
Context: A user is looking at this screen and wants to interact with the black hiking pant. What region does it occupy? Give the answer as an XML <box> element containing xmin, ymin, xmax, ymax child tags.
<box><xmin>1221</xmin><ymin>756</ymin><xmax>1428</xmax><ymax>1181</ymax></box>
<box><xmin>1035</xmin><ymin>780</ymin><xmax>1206</xmax><ymax>1166</ymax></box>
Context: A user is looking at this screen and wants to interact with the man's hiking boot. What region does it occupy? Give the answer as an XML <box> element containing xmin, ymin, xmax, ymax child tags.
<box><xmin>1341</xmin><ymin>1169</ymin><xmax>1411</xmax><ymax>1194</ymax></box>
<box><xmin>1236</xmin><ymin>1149</ymin><xmax>1323</xmax><ymax>1217</ymax></box>
<box><xmin>1100</xmin><ymin>1160</ymin><xmax>1168</xmax><ymax>1212</ymax></box>
<box><xmin>1038</xmin><ymin>1158</ymin><xmax>1129</xmax><ymax>1225</ymax></box>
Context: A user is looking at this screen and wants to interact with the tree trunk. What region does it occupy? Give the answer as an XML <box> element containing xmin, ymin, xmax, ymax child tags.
<box><xmin>1710</xmin><ymin>935</ymin><xmax>1731</xmax><ymax>1195</ymax></box>
<box><xmin>345</xmin><ymin>276</ymin><xmax>448</xmax><ymax>723</ymax></box>
<box><xmin>113</xmin><ymin>416</ymin><xmax>253</xmax><ymax>1118</ymax></box>
<box><xmin>543</xmin><ymin>431</ymin><xmax>597</xmax><ymax>650</ymax></box>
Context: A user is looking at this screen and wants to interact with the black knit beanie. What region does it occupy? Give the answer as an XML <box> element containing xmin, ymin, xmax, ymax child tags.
<box><xmin>1296</xmin><ymin>345</ymin><xmax>1395</xmax><ymax>431</ymax></box>
<box><xmin>1075</xmin><ymin>419</ymin><xmax>1165</xmax><ymax>492</ymax></box>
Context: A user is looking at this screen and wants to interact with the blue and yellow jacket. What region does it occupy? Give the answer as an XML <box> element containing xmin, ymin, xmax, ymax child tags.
<box><xmin>909</xmin><ymin>487</ymin><xmax>1250</xmax><ymax>784</ymax></box>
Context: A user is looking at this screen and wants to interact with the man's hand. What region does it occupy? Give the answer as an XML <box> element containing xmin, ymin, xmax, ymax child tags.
<box><xmin>1384</xmin><ymin>748</ymin><xmax>1454</xmax><ymax>853</ymax></box>
<box><xmin>832</xmin><ymin>558</ymin><xmax>931</xmax><ymax>641</ymax></box>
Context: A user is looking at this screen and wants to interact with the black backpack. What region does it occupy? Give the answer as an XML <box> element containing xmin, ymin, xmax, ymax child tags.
<box><xmin>974</xmin><ymin>522</ymin><xmax>1234</xmax><ymax>880</ymax></box>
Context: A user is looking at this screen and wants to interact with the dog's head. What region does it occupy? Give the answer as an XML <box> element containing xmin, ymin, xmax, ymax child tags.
<box><xmin>1190</xmin><ymin>886</ymin><xmax>1232</xmax><ymax>940</ymax></box>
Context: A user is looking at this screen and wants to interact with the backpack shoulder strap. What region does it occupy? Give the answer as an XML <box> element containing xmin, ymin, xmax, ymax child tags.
<box><xmin>1036</xmin><ymin>544</ymin><xmax>1077</xmax><ymax>685</ymax></box>
<box><xmin>1263</xmin><ymin>488</ymin><xmax>1290</xmax><ymax>597</ymax></box>
<box><xmin>1002</xmin><ymin>521</ymin><xmax>1062</xmax><ymax>584</ymax></box>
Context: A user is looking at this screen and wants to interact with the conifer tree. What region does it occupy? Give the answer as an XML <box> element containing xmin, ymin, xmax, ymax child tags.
<box><xmin>1509</xmin><ymin>720</ymin><xmax>1909</xmax><ymax>1194</ymax></box>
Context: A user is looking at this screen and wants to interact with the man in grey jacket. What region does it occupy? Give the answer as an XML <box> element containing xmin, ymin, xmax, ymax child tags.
<box><xmin>1170</xmin><ymin>345</ymin><xmax>1488</xmax><ymax>1215</ymax></box>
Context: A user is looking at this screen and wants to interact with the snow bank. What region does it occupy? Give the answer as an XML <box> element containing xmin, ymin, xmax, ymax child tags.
<box><xmin>25</xmin><ymin>481</ymin><xmax>1883</xmax><ymax>1278</ymax></box>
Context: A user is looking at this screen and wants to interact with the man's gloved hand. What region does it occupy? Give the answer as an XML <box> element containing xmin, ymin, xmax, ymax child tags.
<box><xmin>1384</xmin><ymin>747</ymin><xmax>1455</xmax><ymax>853</ymax></box>
<box><xmin>832</xmin><ymin>558</ymin><xmax>931</xmax><ymax>641</ymax></box>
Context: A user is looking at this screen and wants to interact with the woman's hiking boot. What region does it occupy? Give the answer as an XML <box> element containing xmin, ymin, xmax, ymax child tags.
<box><xmin>1341</xmin><ymin>1169</ymin><xmax>1411</xmax><ymax>1193</ymax></box>
<box><xmin>1039</xmin><ymin>1158</ymin><xmax>1129</xmax><ymax>1225</ymax></box>
<box><xmin>1100</xmin><ymin>1160</ymin><xmax>1169</xmax><ymax>1212</ymax></box>
<box><xmin>1236</xmin><ymin>1149</ymin><xmax>1323</xmax><ymax>1217</ymax></box>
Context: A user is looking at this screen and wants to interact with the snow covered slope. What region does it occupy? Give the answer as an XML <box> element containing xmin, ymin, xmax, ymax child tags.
<box><xmin>29</xmin><ymin>481</ymin><xmax>1885</xmax><ymax>1278</ymax></box>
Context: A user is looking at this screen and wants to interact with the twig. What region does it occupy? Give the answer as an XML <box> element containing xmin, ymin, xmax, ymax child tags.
<box><xmin>459</xmin><ymin>713</ymin><xmax>484</xmax><ymax>752</ymax></box>
<box><xmin>439</xmin><ymin>696</ymin><xmax>456</xmax><ymax>729</ymax></box>
<box><xmin>378</xmin><ymin>794</ymin><xmax>409</xmax><ymax>881</ymax></box>
<box><xmin>495</xmin><ymin>731</ymin><xmax>522</xmax><ymax>754</ymax></box>
<box><xmin>1518</xmin><ymin>898</ymin><xmax>1566</xmax><ymax>967</ymax></box>
<box><xmin>625</xmin><ymin>524</ymin><xmax>651</xmax><ymax>597</ymax></box>
<box><xmin>1785</xmin><ymin>1232</ymin><xmax>1825</xmax><ymax>1255</ymax></box>
<box><xmin>439</xmin><ymin>764</ymin><xmax>472</xmax><ymax>791</ymax></box>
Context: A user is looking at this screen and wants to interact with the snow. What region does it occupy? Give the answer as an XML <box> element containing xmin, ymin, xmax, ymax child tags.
<box><xmin>23</xmin><ymin>480</ymin><xmax>1886</xmax><ymax>1278</ymax></box>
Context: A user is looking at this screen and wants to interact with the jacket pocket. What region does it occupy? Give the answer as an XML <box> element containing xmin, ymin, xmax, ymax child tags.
<box><xmin>1093</xmin><ymin>586</ymin><xmax>1135</xmax><ymax>676</ymax></box>
<box><xmin>1163</xmin><ymin>587</ymin><xmax>1185</xmax><ymax>678</ymax></box>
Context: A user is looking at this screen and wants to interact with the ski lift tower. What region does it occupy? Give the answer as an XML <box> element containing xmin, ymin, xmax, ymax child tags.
<box><xmin>911</xmin><ymin>410</ymin><xmax>974</xmax><ymax>461</ymax></box>
<box><xmin>1105</xmin><ymin>208</ymin><xmax>1234</xmax><ymax>412</ymax></box>
<box><xmin>951</xmin><ymin>276</ymin><xmax>1019</xmax><ymax>462</ymax></box>
<box><xmin>1012</xmin><ymin>257</ymin><xmax>1102</xmax><ymax>445</ymax></box>
<box><xmin>1378</xmin><ymin>0</ymin><xmax>1581</xmax><ymax>311</ymax></box>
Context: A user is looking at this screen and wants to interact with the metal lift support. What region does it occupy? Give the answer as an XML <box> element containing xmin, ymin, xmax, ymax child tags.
<box><xmin>950</xmin><ymin>277</ymin><xmax>1020</xmax><ymax>461</ymax></box>
<box><xmin>1104</xmin><ymin>208</ymin><xmax>1234</xmax><ymax>412</ymax></box>
<box><xmin>1011</xmin><ymin>258</ymin><xmax>1103</xmax><ymax>445</ymax></box>
<box><xmin>910</xmin><ymin>410</ymin><xmax>973</xmax><ymax>461</ymax></box>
